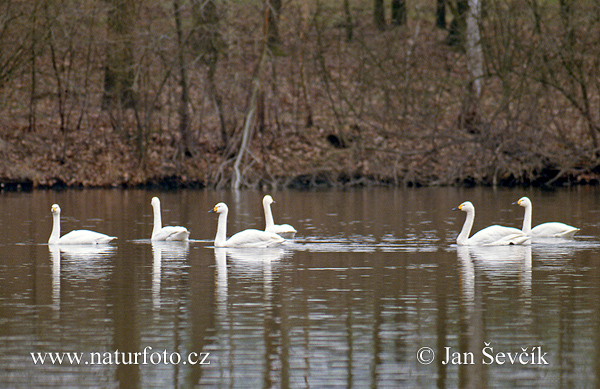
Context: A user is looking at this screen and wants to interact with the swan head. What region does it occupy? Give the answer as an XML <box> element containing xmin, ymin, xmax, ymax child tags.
<box><xmin>151</xmin><ymin>197</ymin><xmax>160</xmax><ymax>208</ymax></box>
<box><xmin>263</xmin><ymin>195</ymin><xmax>274</xmax><ymax>205</ymax></box>
<box><xmin>209</xmin><ymin>202</ymin><xmax>228</xmax><ymax>214</ymax></box>
<box><xmin>51</xmin><ymin>204</ymin><xmax>61</xmax><ymax>215</ymax></box>
<box><xmin>453</xmin><ymin>201</ymin><xmax>474</xmax><ymax>213</ymax></box>
<box><xmin>515</xmin><ymin>196</ymin><xmax>531</xmax><ymax>208</ymax></box>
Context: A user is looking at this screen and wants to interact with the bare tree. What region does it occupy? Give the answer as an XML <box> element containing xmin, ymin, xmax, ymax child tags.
<box><xmin>191</xmin><ymin>0</ymin><xmax>225</xmax><ymax>144</ymax></box>
<box><xmin>391</xmin><ymin>0</ymin><xmax>407</xmax><ymax>26</ymax></box>
<box><xmin>343</xmin><ymin>0</ymin><xmax>353</xmax><ymax>41</ymax></box>
<box><xmin>102</xmin><ymin>0</ymin><xmax>136</xmax><ymax>110</ymax></box>
<box><xmin>266</xmin><ymin>0</ymin><xmax>282</xmax><ymax>50</ymax></box>
<box><xmin>446</xmin><ymin>0</ymin><xmax>468</xmax><ymax>47</ymax></box>
<box><xmin>0</xmin><ymin>2</ymin><xmax>29</xmax><ymax>89</ymax></box>
<box><xmin>374</xmin><ymin>0</ymin><xmax>385</xmax><ymax>31</ymax></box>
<box><xmin>460</xmin><ymin>0</ymin><xmax>484</xmax><ymax>132</ymax></box>
<box><xmin>436</xmin><ymin>0</ymin><xmax>446</xmax><ymax>29</ymax></box>
<box><xmin>173</xmin><ymin>0</ymin><xmax>193</xmax><ymax>157</ymax></box>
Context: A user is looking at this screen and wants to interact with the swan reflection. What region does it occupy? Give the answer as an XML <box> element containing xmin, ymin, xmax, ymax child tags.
<box><xmin>455</xmin><ymin>245</ymin><xmax>532</xmax><ymax>387</ymax></box>
<box><xmin>212</xmin><ymin>246</ymin><xmax>288</xmax><ymax>377</ymax></box>
<box><xmin>213</xmin><ymin>247</ymin><xmax>287</xmax><ymax>299</ymax></box>
<box><xmin>47</xmin><ymin>244</ymin><xmax>117</xmax><ymax>311</ymax></box>
<box><xmin>458</xmin><ymin>245</ymin><xmax>532</xmax><ymax>298</ymax></box>
<box><xmin>151</xmin><ymin>241</ymin><xmax>189</xmax><ymax>311</ymax></box>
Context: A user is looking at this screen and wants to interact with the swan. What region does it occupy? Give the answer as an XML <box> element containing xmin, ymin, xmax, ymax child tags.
<box><xmin>262</xmin><ymin>195</ymin><xmax>297</xmax><ymax>238</ymax></box>
<box><xmin>151</xmin><ymin>197</ymin><xmax>190</xmax><ymax>241</ymax></box>
<box><xmin>209</xmin><ymin>202</ymin><xmax>284</xmax><ymax>247</ymax></box>
<box><xmin>48</xmin><ymin>204</ymin><xmax>117</xmax><ymax>245</ymax></box>
<box><xmin>453</xmin><ymin>201</ymin><xmax>530</xmax><ymax>246</ymax></box>
<box><xmin>514</xmin><ymin>196</ymin><xmax>579</xmax><ymax>239</ymax></box>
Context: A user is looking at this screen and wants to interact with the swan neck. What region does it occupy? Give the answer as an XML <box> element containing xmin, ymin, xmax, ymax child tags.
<box><xmin>152</xmin><ymin>204</ymin><xmax>162</xmax><ymax>237</ymax></box>
<box><xmin>457</xmin><ymin>209</ymin><xmax>474</xmax><ymax>245</ymax></box>
<box><xmin>215</xmin><ymin>210</ymin><xmax>228</xmax><ymax>247</ymax></box>
<box><xmin>49</xmin><ymin>212</ymin><xmax>61</xmax><ymax>244</ymax></box>
<box><xmin>263</xmin><ymin>200</ymin><xmax>275</xmax><ymax>229</ymax></box>
<box><xmin>522</xmin><ymin>203</ymin><xmax>532</xmax><ymax>234</ymax></box>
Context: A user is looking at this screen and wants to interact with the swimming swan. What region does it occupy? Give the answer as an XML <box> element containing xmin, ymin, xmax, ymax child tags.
<box><xmin>48</xmin><ymin>204</ymin><xmax>117</xmax><ymax>245</ymax></box>
<box><xmin>151</xmin><ymin>197</ymin><xmax>190</xmax><ymax>241</ymax></box>
<box><xmin>514</xmin><ymin>196</ymin><xmax>579</xmax><ymax>239</ymax></box>
<box><xmin>209</xmin><ymin>202</ymin><xmax>285</xmax><ymax>247</ymax></box>
<box><xmin>262</xmin><ymin>195</ymin><xmax>297</xmax><ymax>239</ymax></box>
<box><xmin>453</xmin><ymin>201</ymin><xmax>530</xmax><ymax>246</ymax></box>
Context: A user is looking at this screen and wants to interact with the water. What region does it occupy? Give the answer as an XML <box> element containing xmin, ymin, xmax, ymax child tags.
<box><xmin>1</xmin><ymin>186</ymin><xmax>600</xmax><ymax>387</ymax></box>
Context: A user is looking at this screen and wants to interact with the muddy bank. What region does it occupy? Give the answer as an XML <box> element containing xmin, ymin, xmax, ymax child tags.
<box><xmin>1</xmin><ymin>124</ymin><xmax>599</xmax><ymax>191</ymax></box>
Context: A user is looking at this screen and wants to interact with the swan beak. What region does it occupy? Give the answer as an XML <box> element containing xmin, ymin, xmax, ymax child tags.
<box><xmin>452</xmin><ymin>205</ymin><xmax>461</xmax><ymax>211</ymax></box>
<box><xmin>512</xmin><ymin>201</ymin><xmax>519</xmax><ymax>205</ymax></box>
<box><xmin>208</xmin><ymin>206</ymin><xmax>217</xmax><ymax>213</ymax></box>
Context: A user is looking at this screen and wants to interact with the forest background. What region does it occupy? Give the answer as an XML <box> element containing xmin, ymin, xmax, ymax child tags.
<box><xmin>0</xmin><ymin>0</ymin><xmax>599</xmax><ymax>190</ymax></box>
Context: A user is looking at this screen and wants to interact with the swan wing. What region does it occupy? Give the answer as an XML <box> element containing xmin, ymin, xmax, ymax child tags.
<box><xmin>226</xmin><ymin>229</ymin><xmax>284</xmax><ymax>248</ymax></box>
<box><xmin>266</xmin><ymin>223</ymin><xmax>297</xmax><ymax>239</ymax></box>
<box><xmin>152</xmin><ymin>226</ymin><xmax>190</xmax><ymax>241</ymax></box>
<box><xmin>468</xmin><ymin>225</ymin><xmax>530</xmax><ymax>246</ymax></box>
<box><xmin>531</xmin><ymin>222</ymin><xmax>579</xmax><ymax>239</ymax></box>
<box><xmin>57</xmin><ymin>230</ymin><xmax>117</xmax><ymax>245</ymax></box>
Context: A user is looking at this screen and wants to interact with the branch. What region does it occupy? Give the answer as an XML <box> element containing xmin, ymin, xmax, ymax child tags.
<box><xmin>231</xmin><ymin>18</ymin><xmax>270</xmax><ymax>189</ymax></box>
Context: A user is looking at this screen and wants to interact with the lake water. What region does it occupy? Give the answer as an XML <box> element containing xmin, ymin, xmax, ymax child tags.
<box><xmin>1</xmin><ymin>186</ymin><xmax>600</xmax><ymax>387</ymax></box>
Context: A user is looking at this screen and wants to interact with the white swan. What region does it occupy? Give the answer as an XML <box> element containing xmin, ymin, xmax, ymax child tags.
<box><xmin>209</xmin><ymin>202</ymin><xmax>284</xmax><ymax>247</ymax></box>
<box><xmin>514</xmin><ymin>196</ymin><xmax>579</xmax><ymax>239</ymax></box>
<box><xmin>151</xmin><ymin>197</ymin><xmax>190</xmax><ymax>241</ymax></box>
<box><xmin>453</xmin><ymin>201</ymin><xmax>530</xmax><ymax>246</ymax></box>
<box><xmin>48</xmin><ymin>204</ymin><xmax>117</xmax><ymax>245</ymax></box>
<box><xmin>262</xmin><ymin>195</ymin><xmax>297</xmax><ymax>239</ymax></box>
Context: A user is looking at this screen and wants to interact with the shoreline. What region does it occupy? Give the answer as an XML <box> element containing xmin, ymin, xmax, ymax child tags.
<box><xmin>2</xmin><ymin>168</ymin><xmax>598</xmax><ymax>192</ymax></box>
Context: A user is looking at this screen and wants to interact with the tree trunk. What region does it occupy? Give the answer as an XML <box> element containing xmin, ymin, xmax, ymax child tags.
<box><xmin>460</xmin><ymin>0</ymin><xmax>484</xmax><ymax>133</ymax></box>
<box><xmin>232</xmin><ymin>50</ymin><xmax>268</xmax><ymax>189</ymax></box>
<box><xmin>436</xmin><ymin>0</ymin><xmax>446</xmax><ymax>29</ymax></box>
<box><xmin>374</xmin><ymin>0</ymin><xmax>385</xmax><ymax>31</ymax></box>
<box><xmin>191</xmin><ymin>0</ymin><xmax>226</xmax><ymax>144</ymax></box>
<box><xmin>102</xmin><ymin>0</ymin><xmax>136</xmax><ymax>110</ymax></box>
<box><xmin>447</xmin><ymin>0</ymin><xmax>468</xmax><ymax>47</ymax></box>
<box><xmin>266</xmin><ymin>0</ymin><xmax>282</xmax><ymax>50</ymax></box>
<box><xmin>343</xmin><ymin>0</ymin><xmax>353</xmax><ymax>41</ymax></box>
<box><xmin>391</xmin><ymin>0</ymin><xmax>406</xmax><ymax>26</ymax></box>
<box><xmin>559</xmin><ymin>0</ymin><xmax>575</xmax><ymax>46</ymax></box>
<box><xmin>173</xmin><ymin>0</ymin><xmax>193</xmax><ymax>157</ymax></box>
<box><xmin>28</xmin><ymin>2</ymin><xmax>40</xmax><ymax>133</ymax></box>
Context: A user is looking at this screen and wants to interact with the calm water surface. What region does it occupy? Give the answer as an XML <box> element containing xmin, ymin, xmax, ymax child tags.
<box><xmin>1</xmin><ymin>187</ymin><xmax>600</xmax><ymax>387</ymax></box>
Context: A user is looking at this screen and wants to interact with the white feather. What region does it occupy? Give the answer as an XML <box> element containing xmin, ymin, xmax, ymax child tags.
<box><xmin>48</xmin><ymin>204</ymin><xmax>117</xmax><ymax>245</ymax></box>
<box><xmin>210</xmin><ymin>202</ymin><xmax>284</xmax><ymax>248</ymax></box>
<box><xmin>151</xmin><ymin>197</ymin><xmax>190</xmax><ymax>241</ymax></box>
<box><xmin>262</xmin><ymin>195</ymin><xmax>297</xmax><ymax>239</ymax></box>
<box><xmin>454</xmin><ymin>201</ymin><xmax>530</xmax><ymax>246</ymax></box>
<box><xmin>515</xmin><ymin>196</ymin><xmax>579</xmax><ymax>239</ymax></box>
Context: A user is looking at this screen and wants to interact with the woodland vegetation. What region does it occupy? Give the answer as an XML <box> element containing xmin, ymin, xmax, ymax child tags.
<box><xmin>0</xmin><ymin>0</ymin><xmax>599</xmax><ymax>190</ymax></box>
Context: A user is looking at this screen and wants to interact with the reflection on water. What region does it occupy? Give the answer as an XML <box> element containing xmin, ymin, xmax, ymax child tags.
<box><xmin>455</xmin><ymin>245</ymin><xmax>533</xmax><ymax>388</ymax></box>
<box><xmin>48</xmin><ymin>244</ymin><xmax>117</xmax><ymax>312</ymax></box>
<box><xmin>0</xmin><ymin>187</ymin><xmax>600</xmax><ymax>387</ymax></box>
<box><xmin>151</xmin><ymin>241</ymin><xmax>189</xmax><ymax>311</ymax></box>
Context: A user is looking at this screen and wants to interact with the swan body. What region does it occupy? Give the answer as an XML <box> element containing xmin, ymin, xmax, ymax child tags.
<box><xmin>210</xmin><ymin>202</ymin><xmax>284</xmax><ymax>248</ymax></box>
<box><xmin>453</xmin><ymin>201</ymin><xmax>530</xmax><ymax>246</ymax></box>
<box><xmin>151</xmin><ymin>197</ymin><xmax>190</xmax><ymax>241</ymax></box>
<box><xmin>262</xmin><ymin>195</ymin><xmax>297</xmax><ymax>239</ymax></box>
<box><xmin>48</xmin><ymin>204</ymin><xmax>117</xmax><ymax>245</ymax></box>
<box><xmin>515</xmin><ymin>196</ymin><xmax>579</xmax><ymax>239</ymax></box>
